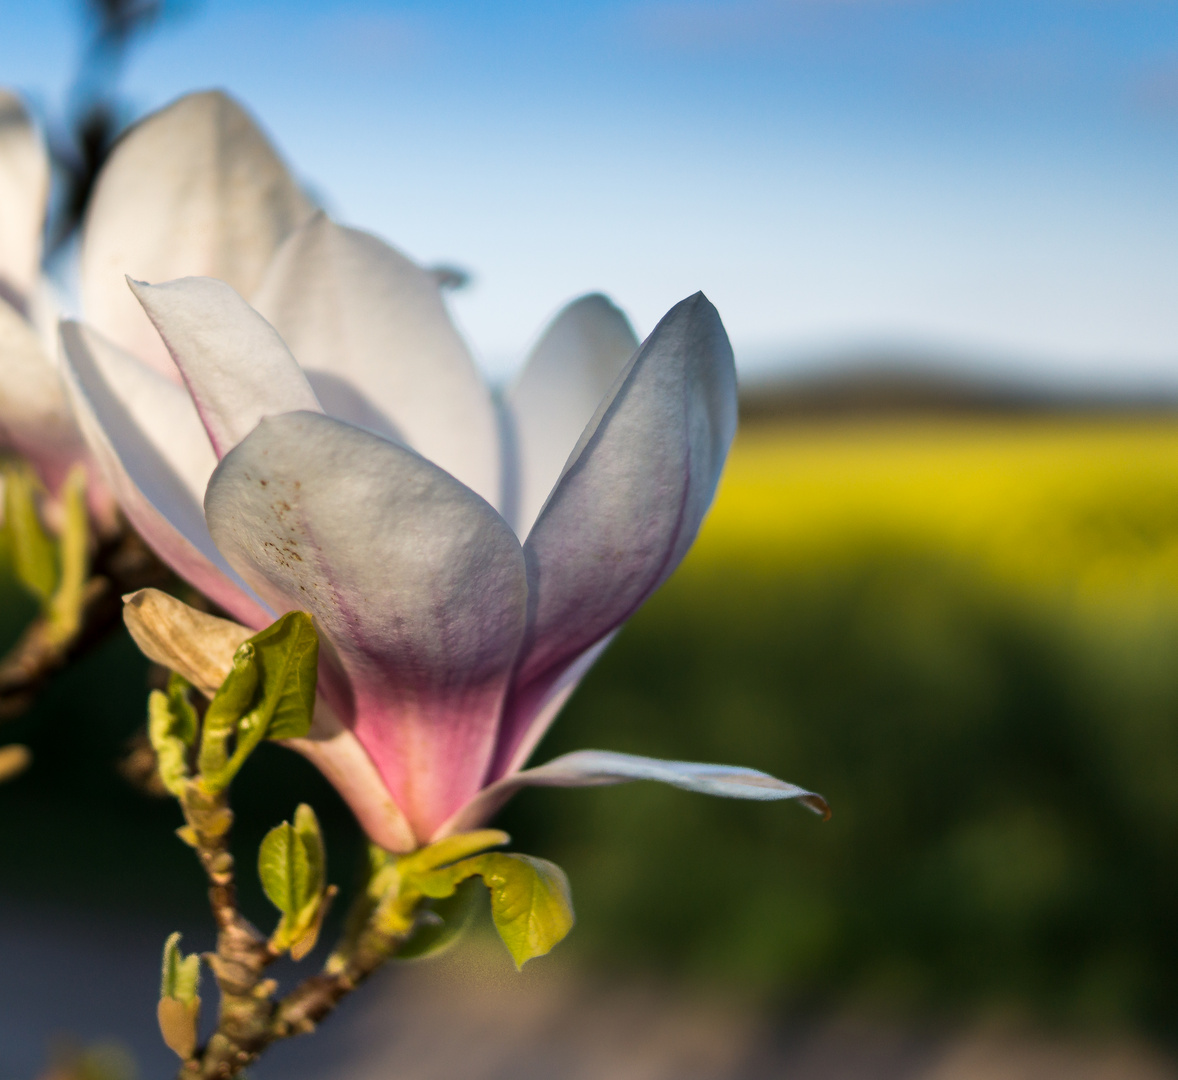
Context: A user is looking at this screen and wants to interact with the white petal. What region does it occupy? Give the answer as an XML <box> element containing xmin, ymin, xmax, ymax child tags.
<box><xmin>204</xmin><ymin>410</ymin><xmax>528</xmax><ymax>840</ymax></box>
<box><xmin>130</xmin><ymin>276</ymin><xmax>321</xmax><ymax>457</ymax></box>
<box><xmin>0</xmin><ymin>90</ymin><xmax>49</xmax><ymax>304</ymax></box>
<box><xmin>0</xmin><ymin>296</ymin><xmax>85</xmax><ymax>492</ymax></box>
<box><xmin>491</xmin><ymin>293</ymin><xmax>737</xmax><ymax>779</ymax></box>
<box><xmin>251</xmin><ymin>214</ymin><xmax>501</xmax><ymax>506</ymax></box>
<box><xmin>80</xmin><ymin>90</ymin><xmax>313</xmax><ymax>375</ymax></box>
<box><xmin>59</xmin><ymin>319</ymin><xmax>270</xmax><ymax>627</ymax></box>
<box><xmin>505</xmin><ymin>294</ymin><xmax>637</xmax><ymax>536</ymax></box>
<box><xmin>282</xmin><ymin>700</ymin><xmax>419</xmax><ymax>854</ymax></box>
<box><xmin>436</xmin><ymin>750</ymin><xmax>829</xmax><ymax>839</ymax></box>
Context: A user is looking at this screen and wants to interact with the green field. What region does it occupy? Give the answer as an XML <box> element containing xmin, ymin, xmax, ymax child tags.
<box><xmin>6</xmin><ymin>416</ymin><xmax>1178</xmax><ymax>1038</ymax></box>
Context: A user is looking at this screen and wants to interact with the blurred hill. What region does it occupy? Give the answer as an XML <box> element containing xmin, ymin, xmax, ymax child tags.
<box><xmin>739</xmin><ymin>361</ymin><xmax>1178</xmax><ymax>424</ymax></box>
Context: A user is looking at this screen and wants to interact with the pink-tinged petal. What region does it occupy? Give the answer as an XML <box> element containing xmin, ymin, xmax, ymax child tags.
<box><xmin>0</xmin><ymin>296</ymin><xmax>87</xmax><ymax>493</ymax></box>
<box><xmin>437</xmin><ymin>750</ymin><xmax>829</xmax><ymax>840</ymax></box>
<box><xmin>80</xmin><ymin>91</ymin><xmax>313</xmax><ymax>376</ymax></box>
<box><xmin>204</xmin><ymin>411</ymin><xmax>528</xmax><ymax>840</ymax></box>
<box><xmin>59</xmin><ymin>319</ymin><xmax>271</xmax><ymax>627</ymax></box>
<box><xmin>0</xmin><ymin>91</ymin><xmax>49</xmax><ymax>304</ymax></box>
<box><xmin>491</xmin><ymin>293</ymin><xmax>737</xmax><ymax>780</ymax></box>
<box><xmin>130</xmin><ymin>277</ymin><xmax>321</xmax><ymax>457</ymax></box>
<box><xmin>505</xmin><ymin>294</ymin><xmax>637</xmax><ymax>537</ymax></box>
<box><xmin>251</xmin><ymin>214</ymin><xmax>501</xmax><ymax>507</ymax></box>
<box><xmin>282</xmin><ymin>698</ymin><xmax>418</xmax><ymax>853</ymax></box>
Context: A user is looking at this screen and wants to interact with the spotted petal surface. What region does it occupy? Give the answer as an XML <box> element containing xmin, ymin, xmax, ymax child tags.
<box><xmin>205</xmin><ymin>411</ymin><xmax>529</xmax><ymax>841</ymax></box>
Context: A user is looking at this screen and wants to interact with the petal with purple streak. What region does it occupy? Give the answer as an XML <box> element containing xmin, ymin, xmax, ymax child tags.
<box><xmin>437</xmin><ymin>750</ymin><xmax>829</xmax><ymax>840</ymax></box>
<box><xmin>491</xmin><ymin>293</ymin><xmax>737</xmax><ymax>780</ymax></box>
<box><xmin>204</xmin><ymin>411</ymin><xmax>529</xmax><ymax>841</ymax></box>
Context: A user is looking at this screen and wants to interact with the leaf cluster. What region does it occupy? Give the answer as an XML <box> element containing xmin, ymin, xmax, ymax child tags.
<box><xmin>3</xmin><ymin>463</ymin><xmax>90</xmax><ymax>645</ymax></box>
<box><xmin>146</xmin><ymin>610</ymin><xmax>318</xmax><ymax>798</ymax></box>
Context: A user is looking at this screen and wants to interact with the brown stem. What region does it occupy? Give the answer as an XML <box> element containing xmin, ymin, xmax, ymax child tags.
<box><xmin>178</xmin><ymin>784</ymin><xmax>279</xmax><ymax>1080</ymax></box>
<box><xmin>181</xmin><ymin>828</ymin><xmax>410</xmax><ymax>1080</ymax></box>
<box><xmin>0</xmin><ymin>523</ymin><xmax>174</xmax><ymax>718</ymax></box>
<box><xmin>269</xmin><ymin>910</ymin><xmax>404</xmax><ymax>1038</ymax></box>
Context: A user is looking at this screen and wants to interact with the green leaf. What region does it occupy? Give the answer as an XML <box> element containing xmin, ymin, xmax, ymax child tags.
<box><xmin>160</xmin><ymin>931</ymin><xmax>201</xmax><ymax>1003</ymax></box>
<box><xmin>45</xmin><ymin>465</ymin><xmax>89</xmax><ymax>645</ymax></box>
<box><xmin>399</xmin><ymin>829</ymin><xmax>510</xmax><ymax>877</ymax></box>
<box><xmin>293</xmin><ymin>803</ymin><xmax>326</xmax><ymax>904</ymax></box>
<box><xmin>260</xmin><ymin>804</ymin><xmax>333</xmax><ymax>956</ymax></box>
<box><xmin>197</xmin><ymin>611</ymin><xmax>318</xmax><ymax>791</ymax></box>
<box><xmin>397</xmin><ymin>877</ymin><xmax>484</xmax><ymax>960</ymax></box>
<box><xmin>148</xmin><ymin>674</ymin><xmax>199</xmax><ymax>797</ymax></box>
<box><xmin>198</xmin><ymin>641</ymin><xmax>259</xmax><ymax>784</ymax></box>
<box><xmin>249</xmin><ymin>611</ymin><xmax>319</xmax><ymax>739</ymax></box>
<box><xmin>4</xmin><ymin>464</ymin><xmax>57</xmax><ymax>605</ymax></box>
<box><xmin>477</xmin><ymin>854</ymin><xmax>575</xmax><ymax>969</ymax></box>
<box><xmin>258</xmin><ymin>820</ymin><xmax>309</xmax><ymax>916</ymax></box>
<box><xmin>166</xmin><ymin>672</ymin><xmax>199</xmax><ymax>746</ymax></box>
<box><xmin>407</xmin><ymin>850</ymin><xmax>575</xmax><ymax>969</ymax></box>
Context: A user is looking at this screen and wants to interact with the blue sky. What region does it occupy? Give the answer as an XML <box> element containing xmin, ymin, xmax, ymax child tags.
<box><xmin>3</xmin><ymin>0</ymin><xmax>1178</xmax><ymax>386</ymax></box>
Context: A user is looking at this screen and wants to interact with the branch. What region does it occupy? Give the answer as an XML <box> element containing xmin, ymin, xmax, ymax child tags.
<box><xmin>179</xmin><ymin>800</ymin><xmax>403</xmax><ymax>1079</ymax></box>
<box><xmin>0</xmin><ymin>524</ymin><xmax>173</xmax><ymax>718</ymax></box>
<box><xmin>177</xmin><ymin>784</ymin><xmax>280</xmax><ymax>1080</ymax></box>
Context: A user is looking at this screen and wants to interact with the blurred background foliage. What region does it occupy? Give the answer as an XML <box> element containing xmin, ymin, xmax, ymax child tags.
<box><xmin>5</xmin><ymin>406</ymin><xmax>1178</xmax><ymax>1042</ymax></box>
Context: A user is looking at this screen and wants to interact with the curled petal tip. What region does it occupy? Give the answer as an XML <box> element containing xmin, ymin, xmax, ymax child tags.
<box><xmin>802</xmin><ymin>793</ymin><xmax>832</xmax><ymax>821</ymax></box>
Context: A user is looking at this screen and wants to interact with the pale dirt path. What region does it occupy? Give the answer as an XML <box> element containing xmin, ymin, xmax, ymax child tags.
<box><xmin>264</xmin><ymin>941</ymin><xmax>1178</xmax><ymax>1080</ymax></box>
<box><xmin>1</xmin><ymin>903</ymin><xmax>1174</xmax><ymax>1080</ymax></box>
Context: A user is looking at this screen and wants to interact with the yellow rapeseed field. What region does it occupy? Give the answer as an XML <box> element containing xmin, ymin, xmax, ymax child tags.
<box><xmin>687</xmin><ymin>417</ymin><xmax>1178</xmax><ymax>610</ymax></box>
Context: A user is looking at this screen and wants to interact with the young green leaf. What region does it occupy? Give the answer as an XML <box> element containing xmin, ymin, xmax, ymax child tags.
<box><xmin>158</xmin><ymin>932</ymin><xmax>202</xmax><ymax>1058</ymax></box>
<box><xmin>165</xmin><ymin>672</ymin><xmax>199</xmax><ymax>746</ymax></box>
<box><xmin>397</xmin><ymin>878</ymin><xmax>484</xmax><ymax>960</ymax></box>
<box><xmin>260</xmin><ymin>805</ymin><xmax>333</xmax><ymax>956</ymax></box>
<box><xmin>249</xmin><ymin>611</ymin><xmax>319</xmax><ymax>739</ymax></box>
<box><xmin>405</xmin><ymin>849</ymin><xmax>575</xmax><ymax>969</ymax></box>
<box><xmin>3</xmin><ymin>464</ymin><xmax>57</xmax><ymax>605</ymax></box>
<box><xmin>258</xmin><ymin>820</ymin><xmax>309</xmax><ymax>916</ymax></box>
<box><xmin>148</xmin><ymin>673</ymin><xmax>200</xmax><ymax>798</ymax></box>
<box><xmin>45</xmin><ymin>465</ymin><xmax>89</xmax><ymax>645</ymax></box>
<box><xmin>197</xmin><ymin>611</ymin><xmax>318</xmax><ymax>791</ymax></box>
<box><xmin>198</xmin><ymin>641</ymin><xmax>259</xmax><ymax>784</ymax></box>
<box><xmin>399</xmin><ymin>829</ymin><xmax>510</xmax><ymax>877</ymax></box>
<box><xmin>478</xmin><ymin>854</ymin><xmax>575</xmax><ymax>969</ymax></box>
<box><xmin>293</xmin><ymin>803</ymin><xmax>325</xmax><ymax>903</ymax></box>
<box><xmin>160</xmin><ymin>931</ymin><xmax>201</xmax><ymax>1003</ymax></box>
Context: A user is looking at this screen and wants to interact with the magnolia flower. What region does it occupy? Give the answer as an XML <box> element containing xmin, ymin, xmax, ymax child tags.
<box><xmin>61</xmin><ymin>214</ymin><xmax>826</xmax><ymax>851</ymax></box>
<box><xmin>0</xmin><ymin>88</ymin><xmax>313</xmax><ymax>524</ymax></box>
<box><xmin>0</xmin><ymin>89</ymin><xmax>89</xmax><ymax>503</ymax></box>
